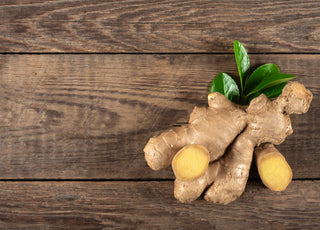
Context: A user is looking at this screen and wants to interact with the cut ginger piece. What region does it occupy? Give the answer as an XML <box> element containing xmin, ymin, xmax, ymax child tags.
<box><xmin>255</xmin><ymin>144</ymin><xmax>292</xmax><ymax>191</ymax></box>
<box><xmin>172</xmin><ymin>144</ymin><xmax>210</xmax><ymax>181</ymax></box>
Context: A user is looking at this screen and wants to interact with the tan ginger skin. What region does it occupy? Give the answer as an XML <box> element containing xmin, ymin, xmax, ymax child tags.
<box><xmin>144</xmin><ymin>92</ymin><xmax>247</xmax><ymax>170</ymax></box>
<box><xmin>144</xmin><ymin>81</ymin><xmax>313</xmax><ymax>204</ymax></box>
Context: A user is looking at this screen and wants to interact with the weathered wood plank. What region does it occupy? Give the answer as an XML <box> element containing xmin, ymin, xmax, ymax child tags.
<box><xmin>0</xmin><ymin>54</ymin><xmax>319</xmax><ymax>179</ymax></box>
<box><xmin>1</xmin><ymin>0</ymin><xmax>320</xmax><ymax>53</ymax></box>
<box><xmin>0</xmin><ymin>181</ymin><xmax>318</xmax><ymax>229</ymax></box>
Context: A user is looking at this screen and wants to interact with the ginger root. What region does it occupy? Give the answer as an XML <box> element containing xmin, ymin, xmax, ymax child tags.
<box><xmin>144</xmin><ymin>93</ymin><xmax>247</xmax><ymax>170</ymax></box>
<box><xmin>174</xmin><ymin>163</ymin><xmax>219</xmax><ymax>203</ymax></box>
<box><xmin>255</xmin><ymin>143</ymin><xmax>292</xmax><ymax>191</ymax></box>
<box><xmin>144</xmin><ymin>81</ymin><xmax>312</xmax><ymax>204</ymax></box>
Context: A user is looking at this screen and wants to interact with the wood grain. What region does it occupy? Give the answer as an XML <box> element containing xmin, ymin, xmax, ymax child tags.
<box><xmin>0</xmin><ymin>181</ymin><xmax>318</xmax><ymax>229</ymax></box>
<box><xmin>0</xmin><ymin>54</ymin><xmax>319</xmax><ymax>179</ymax></box>
<box><xmin>1</xmin><ymin>0</ymin><xmax>320</xmax><ymax>53</ymax></box>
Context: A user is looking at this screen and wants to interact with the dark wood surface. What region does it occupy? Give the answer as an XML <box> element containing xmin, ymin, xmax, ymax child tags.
<box><xmin>0</xmin><ymin>54</ymin><xmax>319</xmax><ymax>180</ymax></box>
<box><xmin>0</xmin><ymin>181</ymin><xmax>319</xmax><ymax>229</ymax></box>
<box><xmin>0</xmin><ymin>0</ymin><xmax>319</xmax><ymax>229</ymax></box>
<box><xmin>1</xmin><ymin>0</ymin><xmax>320</xmax><ymax>53</ymax></box>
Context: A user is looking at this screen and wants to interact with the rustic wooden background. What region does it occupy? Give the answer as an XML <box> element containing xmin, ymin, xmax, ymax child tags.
<box><xmin>0</xmin><ymin>0</ymin><xmax>319</xmax><ymax>229</ymax></box>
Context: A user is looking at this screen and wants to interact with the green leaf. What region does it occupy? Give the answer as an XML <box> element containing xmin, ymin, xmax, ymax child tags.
<box><xmin>260</xmin><ymin>82</ymin><xmax>287</xmax><ymax>98</ymax></box>
<box><xmin>244</xmin><ymin>63</ymin><xmax>279</xmax><ymax>95</ymax></box>
<box><xmin>247</xmin><ymin>73</ymin><xmax>296</xmax><ymax>96</ymax></box>
<box><xmin>210</xmin><ymin>73</ymin><xmax>240</xmax><ymax>103</ymax></box>
<box><xmin>248</xmin><ymin>82</ymin><xmax>287</xmax><ymax>102</ymax></box>
<box><xmin>234</xmin><ymin>40</ymin><xmax>250</xmax><ymax>92</ymax></box>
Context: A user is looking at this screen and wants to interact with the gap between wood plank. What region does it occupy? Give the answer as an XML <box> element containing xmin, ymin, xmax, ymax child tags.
<box><xmin>1</xmin><ymin>52</ymin><xmax>320</xmax><ymax>55</ymax></box>
<box><xmin>0</xmin><ymin>178</ymin><xmax>318</xmax><ymax>182</ymax></box>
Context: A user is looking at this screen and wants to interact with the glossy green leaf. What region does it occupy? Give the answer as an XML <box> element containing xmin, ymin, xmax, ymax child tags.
<box><xmin>234</xmin><ymin>40</ymin><xmax>250</xmax><ymax>92</ymax></box>
<box><xmin>210</xmin><ymin>73</ymin><xmax>240</xmax><ymax>103</ymax></box>
<box><xmin>248</xmin><ymin>82</ymin><xmax>287</xmax><ymax>103</ymax></box>
<box><xmin>244</xmin><ymin>63</ymin><xmax>279</xmax><ymax>95</ymax></box>
<box><xmin>247</xmin><ymin>73</ymin><xmax>296</xmax><ymax>96</ymax></box>
<box><xmin>260</xmin><ymin>82</ymin><xmax>287</xmax><ymax>98</ymax></box>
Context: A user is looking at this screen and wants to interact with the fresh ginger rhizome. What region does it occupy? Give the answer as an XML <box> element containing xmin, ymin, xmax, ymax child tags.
<box><xmin>144</xmin><ymin>41</ymin><xmax>313</xmax><ymax>204</ymax></box>
<box><xmin>145</xmin><ymin>82</ymin><xmax>312</xmax><ymax>204</ymax></box>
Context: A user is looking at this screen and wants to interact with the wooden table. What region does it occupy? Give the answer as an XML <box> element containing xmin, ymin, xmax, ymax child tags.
<box><xmin>1</xmin><ymin>1</ymin><xmax>319</xmax><ymax>229</ymax></box>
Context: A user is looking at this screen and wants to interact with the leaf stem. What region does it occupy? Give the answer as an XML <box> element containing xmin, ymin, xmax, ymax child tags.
<box><xmin>240</xmin><ymin>94</ymin><xmax>245</xmax><ymax>105</ymax></box>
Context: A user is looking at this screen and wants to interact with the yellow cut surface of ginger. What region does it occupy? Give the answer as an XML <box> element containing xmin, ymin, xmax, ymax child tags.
<box><xmin>257</xmin><ymin>149</ymin><xmax>292</xmax><ymax>191</ymax></box>
<box><xmin>172</xmin><ymin>144</ymin><xmax>210</xmax><ymax>181</ymax></box>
